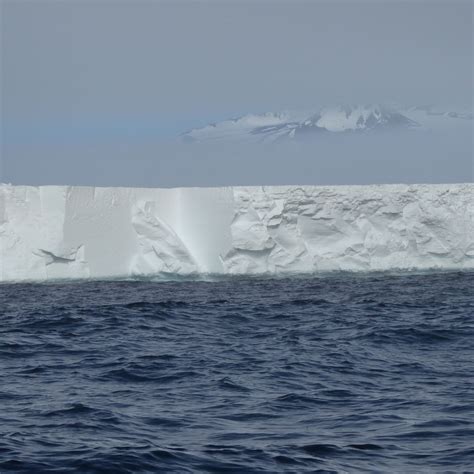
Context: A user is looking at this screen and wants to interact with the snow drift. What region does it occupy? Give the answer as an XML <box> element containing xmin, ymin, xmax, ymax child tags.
<box><xmin>0</xmin><ymin>183</ymin><xmax>472</xmax><ymax>282</ymax></box>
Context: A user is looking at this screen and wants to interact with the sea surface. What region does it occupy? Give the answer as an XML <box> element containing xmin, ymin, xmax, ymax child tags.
<box><xmin>0</xmin><ymin>272</ymin><xmax>473</xmax><ymax>473</ymax></box>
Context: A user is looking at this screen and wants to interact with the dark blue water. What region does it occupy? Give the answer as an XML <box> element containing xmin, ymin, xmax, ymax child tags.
<box><xmin>1</xmin><ymin>272</ymin><xmax>473</xmax><ymax>473</ymax></box>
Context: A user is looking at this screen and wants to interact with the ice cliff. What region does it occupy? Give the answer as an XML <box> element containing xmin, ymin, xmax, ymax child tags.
<box><xmin>0</xmin><ymin>184</ymin><xmax>472</xmax><ymax>282</ymax></box>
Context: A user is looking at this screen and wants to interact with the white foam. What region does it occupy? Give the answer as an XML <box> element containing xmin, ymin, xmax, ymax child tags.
<box><xmin>1</xmin><ymin>183</ymin><xmax>472</xmax><ymax>282</ymax></box>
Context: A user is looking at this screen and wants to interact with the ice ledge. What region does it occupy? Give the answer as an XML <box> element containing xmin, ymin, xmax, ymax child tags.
<box><xmin>1</xmin><ymin>183</ymin><xmax>473</xmax><ymax>282</ymax></box>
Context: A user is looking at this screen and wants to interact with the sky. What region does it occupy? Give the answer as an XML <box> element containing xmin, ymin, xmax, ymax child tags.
<box><xmin>1</xmin><ymin>0</ymin><xmax>473</xmax><ymax>186</ymax></box>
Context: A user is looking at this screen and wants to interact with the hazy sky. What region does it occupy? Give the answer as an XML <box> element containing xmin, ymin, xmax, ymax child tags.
<box><xmin>1</xmin><ymin>0</ymin><xmax>472</xmax><ymax>186</ymax></box>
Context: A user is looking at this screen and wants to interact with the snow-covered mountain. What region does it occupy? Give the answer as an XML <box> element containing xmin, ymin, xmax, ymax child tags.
<box><xmin>182</xmin><ymin>104</ymin><xmax>472</xmax><ymax>143</ymax></box>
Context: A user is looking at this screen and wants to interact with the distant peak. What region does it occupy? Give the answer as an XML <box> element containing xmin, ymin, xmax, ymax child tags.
<box><xmin>181</xmin><ymin>103</ymin><xmax>471</xmax><ymax>143</ymax></box>
<box><xmin>310</xmin><ymin>104</ymin><xmax>418</xmax><ymax>132</ymax></box>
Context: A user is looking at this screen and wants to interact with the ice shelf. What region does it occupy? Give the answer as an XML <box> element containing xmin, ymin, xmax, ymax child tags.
<box><xmin>0</xmin><ymin>184</ymin><xmax>472</xmax><ymax>282</ymax></box>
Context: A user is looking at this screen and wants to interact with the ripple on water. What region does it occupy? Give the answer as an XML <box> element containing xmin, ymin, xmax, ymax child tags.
<box><xmin>0</xmin><ymin>271</ymin><xmax>473</xmax><ymax>472</ymax></box>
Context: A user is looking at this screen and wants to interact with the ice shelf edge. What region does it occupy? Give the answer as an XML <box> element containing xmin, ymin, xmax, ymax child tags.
<box><xmin>1</xmin><ymin>183</ymin><xmax>473</xmax><ymax>282</ymax></box>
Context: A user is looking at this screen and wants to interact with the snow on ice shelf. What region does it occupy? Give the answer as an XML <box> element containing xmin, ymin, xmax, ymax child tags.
<box><xmin>0</xmin><ymin>183</ymin><xmax>473</xmax><ymax>282</ymax></box>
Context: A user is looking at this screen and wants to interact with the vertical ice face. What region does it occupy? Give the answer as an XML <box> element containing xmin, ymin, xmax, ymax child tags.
<box><xmin>0</xmin><ymin>183</ymin><xmax>472</xmax><ymax>282</ymax></box>
<box><xmin>176</xmin><ymin>187</ymin><xmax>234</xmax><ymax>273</ymax></box>
<box><xmin>0</xmin><ymin>185</ymin><xmax>89</xmax><ymax>281</ymax></box>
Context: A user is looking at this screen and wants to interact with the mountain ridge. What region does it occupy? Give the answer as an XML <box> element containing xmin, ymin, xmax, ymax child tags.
<box><xmin>182</xmin><ymin>104</ymin><xmax>472</xmax><ymax>143</ymax></box>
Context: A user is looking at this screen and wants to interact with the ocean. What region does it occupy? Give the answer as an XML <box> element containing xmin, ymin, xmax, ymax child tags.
<box><xmin>1</xmin><ymin>271</ymin><xmax>473</xmax><ymax>473</ymax></box>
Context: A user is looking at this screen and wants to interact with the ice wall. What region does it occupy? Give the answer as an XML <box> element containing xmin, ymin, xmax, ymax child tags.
<box><xmin>0</xmin><ymin>183</ymin><xmax>472</xmax><ymax>282</ymax></box>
